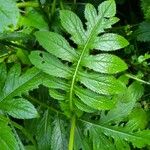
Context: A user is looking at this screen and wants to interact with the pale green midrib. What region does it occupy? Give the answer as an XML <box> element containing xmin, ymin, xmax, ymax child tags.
<box><xmin>69</xmin><ymin>1</ymin><xmax>113</xmax><ymax>111</ymax></box>
<box><xmin>81</xmin><ymin>119</ymin><xmax>147</xmax><ymax>141</ymax></box>
<box><xmin>69</xmin><ymin>38</ymin><xmax>91</xmax><ymax>110</ymax></box>
<box><xmin>0</xmin><ymin>71</ymin><xmax>41</xmax><ymax>102</ymax></box>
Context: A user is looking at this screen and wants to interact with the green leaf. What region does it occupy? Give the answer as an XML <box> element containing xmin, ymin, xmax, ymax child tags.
<box><xmin>0</xmin><ymin>98</ymin><xmax>38</xmax><ymax>119</ymax></box>
<box><xmin>0</xmin><ymin>64</ymin><xmax>44</xmax><ymax>102</ymax></box>
<box><xmin>92</xmin><ymin>33</ymin><xmax>129</xmax><ymax>51</ymax></box>
<box><xmin>30</xmin><ymin>0</ymin><xmax>128</xmax><ymax>113</ymax></box>
<box><xmin>51</xmin><ymin>116</ymin><xmax>68</xmax><ymax>150</ymax></box>
<box><xmin>60</xmin><ymin>10</ymin><xmax>86</xmax><ymax>45</ymax></box>
<box><xmin>74</xmin><ymin>126</ymin><xmax>91</xmax><ymax>150</ymax></box>
<box><xmin>114</xmin><ymin>139</ymin><xmax>130</xmax><ymax>150</ymax></box>
<box><xmin>125</xmin><ymin>108</ymin><xmax>148</xmax><ymax>131</ymax></box>
<box><xmin>20</xmin><ymin>9</ymin><xmax>48</xmax><ymax>30</ymax></box>
<box><xmin>0</xmin><ymin>0</ymin><xmax>20</xmax><ymax>32</ymax></box>
<box><xmin>43</xmin><ymin>75</ymin><xmax>69</xmax><ymax>91</ymax></box>
<box><xmin>0</xmin><ymin>64</ymin><xmax>45</xmax><ymax>119</ymax></box>
<box><xmin>82</xmin><ymin>54</ymin><xmax>128</xmax><ymax>74</ymax></box>
<box><xmin>98</xmin><ymin>0</ymin><xmax>116</xmax><ymax>18</ymax></box>
<box><xmin>36</xmin><ymin>110</ymin><xmax>51</xmax><ymax>150</ymax></box>
<box><xmin>75</xmin><ymin>87</ymin><xmax>116</xmax><ymax>110</ymax></box>
<box><xmin>29</xmin><ymin>51</ymin><xmax>71</xmax><ymax>78</ymax></box>
<box><xmin>0</xmin><ymin>123</ymin><xmax>19</xmax><ymax>150</ymax></box>
<box><xmin>136</xmin><ymin>21</ymin><xmax>150</xmax><ymax>42</ymax></box>
<box><xmin>74</xmin><ymin>99</ymin><xmax>96</xmax><ymax>113</ymax></box>
<box><xmin>84</xmin><ymin>4</ymin><xmax>97</xmax><ymax>32</ymax></box>
<box><xmin>83</xmin><ymin>120</ymin><xmax>150</xmax><ymax>148</ymax></box>
<box><xmin>101</xmin><ymin>82</ymin><xmax>144</xmax><ymax>124</ymax></box>
<box><xmin>34</xmin><ymin>31</ymin><xmax>77</xmax><ymax>62</ymax></box>
<box><xmin>49</xmin><ymin>89</ymin><xmax>65</xmax><ymax>101</ymax></box>
<box><xmin>87</xmin><ymin>125</ymin><xmax>116</xmax><ymax>150</ymax></box>
<box><xmin>78</xmin><ymin>72</ymin><xmax>126</xmax><ymax>95</ymax></box>
<box><xmin>85</xmin><ymin>1</ymin><xmax>117</xmax><ymax>34</ymax></box>
<box><xmin>17</xmin><ymin>49</ymin><xmax>31</xmax><ymax>65</ymax></box>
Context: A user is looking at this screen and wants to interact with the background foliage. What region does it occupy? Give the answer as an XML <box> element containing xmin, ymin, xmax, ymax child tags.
<box><xmin>0</xmin><ymin>0</ymin><xmax>150</xmax><ymax>150</ymax></box>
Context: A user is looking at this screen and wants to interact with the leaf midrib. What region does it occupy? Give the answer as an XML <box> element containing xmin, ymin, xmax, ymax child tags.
<box><xmin>0</xmin><ymin>71</ymin><xmax>41</xmax><ymax>102</ymax></box>
<box><xmin>81</xmin><ymin>119</ymin><xmax>148</xmax><ymax>142</ymax></box>
<box><xmin>69</xmin><ymin>1</ymin><xmax>113</xmax><ymax>111</ymax></box>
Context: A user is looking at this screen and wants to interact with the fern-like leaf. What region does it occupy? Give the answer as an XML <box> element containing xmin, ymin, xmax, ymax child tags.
<box><xmin>29</xmin><ymin>0</ymin><xmax>129</xmax><ymax>112</ymax></box>
<box><xmin>83</xmin><ymin>119</ymin><xmax>150</xmax><ymax>149</ymax></box>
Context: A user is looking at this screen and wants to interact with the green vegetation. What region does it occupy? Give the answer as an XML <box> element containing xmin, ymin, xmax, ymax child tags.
<box><xmin>0</xmin><ymin>0</ymin><xmax>150</xmax><ymax>149</ymax></box>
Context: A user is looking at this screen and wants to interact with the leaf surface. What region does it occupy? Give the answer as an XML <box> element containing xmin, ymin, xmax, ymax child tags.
<box><xmin>29</xmin><ymin>51</ymin><xmax>71</xmax><ymax>78</ymax></box>
<box><xmin>78</xmin><ymin>72</ymin><xmax>126</xmax><ymax>95</ymax></box>
<box><xmin>83</xmin><ymin>120</ymin><xmax>150</xmax><ymax>148</ymax></box>
<box><xmin>0</xmin><ymin>0</ymin><xmax>19</xmax><ymax>32</ymax></box>
<box><xmin>36</xmin><ymin>110</ymin><xmax>51</xmax><ymax>150</ymax></box>
<box><xmin>92</xmin><ymin>33</ymin><xmax>129</xmax><ymax>51</ymax></box>
<box><xmin>0</xmin><ymin>123</ymin><xmax>19</xmax><ymax>150</ymax></box>
<box><xmin>75</xmin><ymin>87</ymin><xmax>115</xmax><ymax>110</ymax></box>
<box><xmin>0</xmin><ymin>98</ymin><xmax>38</xmax><ymax>119</ymax></box>
<box><xmin>30</xmin><ymin>0</ymin><xmax>128</xmax><ymax>113</ymax></box>
<box><xmin>82</xmin><ymin>54</ymin><xmax>127</xmax><ymax>74</ymax></box>
<box><xmin>35</xmin><ymin>31</ymin><xmax>77</xmax><ymax>62</ymax></box>
<box><xmin>0</xmin><ymin>64</ymin><xmax>44</xmax><ymax>119</ymax></box>
<box><xmin>60</xmin><ymin>10</ymin><xmax>86</xmax><ymax>45</ymax></box>
<box><xmin>101</xmin><ymin>82</ymin><xmax>144</xmax><ymax>124</ymax></box>
<box><xmin>51</xmin><ymin>116</ymin><xmax>68</xmax><ymax>150</ymax></box>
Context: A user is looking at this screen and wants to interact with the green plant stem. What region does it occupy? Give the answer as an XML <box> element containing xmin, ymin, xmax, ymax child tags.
<box><xmin>17</xmin><ymin>2</ymin><xmax>39</xmax><ymax>8</ymax></box>
<box><xmin>126</xmin><ymin>74</ymin><xmax>150</xmax><ymax>85</ymax></box>
<box><xmin>51</xmin><ymin>0</ymin><xmax>57</xmax><ymax>16</ymax></box>
<box><xmin>68</xmin><ymin>115</ymin><xmax>76</xmax><ymax>150</ymax></box>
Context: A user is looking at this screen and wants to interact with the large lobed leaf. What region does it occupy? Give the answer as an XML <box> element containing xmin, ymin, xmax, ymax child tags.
<box><xmin>83</xmin><ymin>119</ymin><xmax>150</xmax><ymax>149</ymax></box>
<box><xmin>29</xmin><ymin>0</ymin><xmax>129</xmax><ymax>112</ymax></box>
